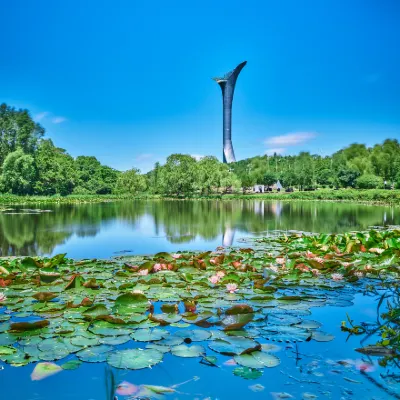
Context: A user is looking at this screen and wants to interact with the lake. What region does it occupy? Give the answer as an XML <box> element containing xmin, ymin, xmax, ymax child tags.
<box><xmin>0</xmin><ymin>200</ymin><xmax>399</xmax><ymax>400</ymax></box>
<box><xmin>0</xmin><ymin>199</ymin><xmax>398</xmax><ymax>258</ymax></box>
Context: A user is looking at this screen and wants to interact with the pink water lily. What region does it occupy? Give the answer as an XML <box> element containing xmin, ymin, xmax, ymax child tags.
<box><xmin>208</xmin><ymin>275</ymin><xmax>220</xmax><ymax>284</ymax></box>
<box><xmin>354</xmin><ymin>271</ymin><xmax>363</xmax><ymax>278</ymax></box>
<box><xmin>331</xmin><ymin>273</ymin><xmax>343</xmax><ymax>281</ymax></box>
<box><xmin>216</xmin><ymin>271</ymin><xmax>225</xmax><ymax>278</ymax></box>
<box><xmin>269</xmin><ymin>266</ymin><xmax>279</xmax><ymax>273</ymax></box>
<box><xmin>305</xmin><ymin>250</ymin><xmax>316</xmax><ymax>259</ymax></box>
<box><xmin>226</xmin><ymin>283</ymin><xmax>238</xmax><ymax>293</ymax></box>
<box><xmin>311</xmin><ymin>269</ymin><xmax>320</xmax><ymax>276</ymax></box>
<box><xmin>275</xmin><ymin>257</ymin><xmax>285</xmax><ymax>265</ymax></box>
<box><xmin>153</xmin><ymin>263</ymin><xmax>162</xmax><ymax>272</ymax></box>
<box><xmin>0</xmin><ymin>292</ymin><xmax>6</xmax><ymax>302</ymax></box>
<box><xmin>314</xmin><ymin>257</ymin><xmax>325</xmax><ymax>264</ymax></box>
<box><xmin>138</xmin><ymin>269</ymin><xmax>149</xmax><ymax>276</ymax></box>
<box><xmin>132</xmin><ymin>289</ymin><xmax>144</xmax><ymax>294</ymax></box>
<box><xmin>116</xmin><ymin>381</ymin><xmax>139</xmax><ymax>396</ymax></box>
<box><xmin>172</xmin><ymin>253</ymin><xmax>182</xmax><ymax>259</ymax></box>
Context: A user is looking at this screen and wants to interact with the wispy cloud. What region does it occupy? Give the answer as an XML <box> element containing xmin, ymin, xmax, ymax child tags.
<box><xmin>135</xmin><ymin>153</ymin><xmax>153</xmax><ymax>162</ymax></box>
<box><xmin>265</xmin><ymin>132</ymin><xmax>316</xmax><ymax>147</ymax></box>
<box><xmin>52</xmin><ymin>116</ymin><xmax>67</xmax><ymax>124</ymax></box>
<box><xmin>265</xmin><ymin>148</ymin><xmax>285</xmax><ymax>155</ymax></box>
<box><xmin>191</xmin><ymin>154</ymin><xmax>204</xmax><ymax>161</ymax></box>
<box><xmin>34</xmin><ymin>111</ymin><xmax>50</xmax><ymax>122</ymax></box>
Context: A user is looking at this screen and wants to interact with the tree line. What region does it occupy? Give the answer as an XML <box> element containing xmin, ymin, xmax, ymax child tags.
<box><xmin>1</xmin><ymin>103</ymin><xmax>399</xmax><ymax>196</ymax></box>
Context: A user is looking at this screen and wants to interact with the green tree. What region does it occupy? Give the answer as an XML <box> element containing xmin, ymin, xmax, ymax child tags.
<box><xmin>34</xmin><ymin>139</ymin><xmax>77</xmax><ymax>195</ymax></box>
<box><xmin>1</xmin><ymin>149</ymin><xmax>36</xmax><ymax>194</ymax></box>
<box><xmin>158</xmin><ymin>154</ymin><xmax>198</xmax><ymax>196</ymax></box>
<box><xmin>114</xmin><ymin>168</ymin><xmax>147</xmax><ymax>194</ymax></box>
<box><xmin>0</xmin><ymin>104</ymin><xmax>44</xmax><ymax>166</ymax></box>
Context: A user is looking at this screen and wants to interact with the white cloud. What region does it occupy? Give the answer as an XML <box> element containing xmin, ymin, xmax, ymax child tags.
<box><xmin>34</xmin><ymin>111</ymin><xmax>50</xmax><ymax>122</ymax></box>
<box><xmin>265</xmin><ymin>148</ymin><xmax>285</xmax><ymax>155</ymax></box>
<box><xmin>52</xmin><ymin>116</ymin><xmax>67</xmax><ymax>124</ymax></box>
<box><xmin>135</xmin><ymin>153</ymin><xmax>153</xmax><ymax>161</ymax></box>
<box><xmin>191</xmin><ymin>154</ymin><xmax>204</xmax><ymax>161</ymax></box>
<box><xmin>265</xmin><ymin>132</ymin><xmax>316</xmax><ymax>147</ymax></box>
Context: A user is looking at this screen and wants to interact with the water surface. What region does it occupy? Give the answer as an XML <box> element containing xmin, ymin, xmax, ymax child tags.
<box><xmin>0</xmin><ymin>200</ymin><xmax>398</xmax><ymax>258</ymax></box>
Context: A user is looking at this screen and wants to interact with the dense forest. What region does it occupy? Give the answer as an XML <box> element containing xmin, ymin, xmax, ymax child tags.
<box><xmin>1</xmin><ymin>103</ymin><xmax>400</xmax><ymax>196</ymax></box>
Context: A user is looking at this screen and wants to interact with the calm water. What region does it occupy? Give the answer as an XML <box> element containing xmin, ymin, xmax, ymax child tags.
<box><xmin>1</xmin><ymin>200</ymin><xmax>399</xmax><ymax>399</ymax></box>
<box><xmin>0</xmin><ymin>199</ymin><xmax>398</xmax><ymax>258</ymax></box>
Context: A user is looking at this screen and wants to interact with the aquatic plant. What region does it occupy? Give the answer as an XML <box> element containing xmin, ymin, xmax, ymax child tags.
<box><xmin>0</xmin><ymin>228</ymin><xmax>399</xmax><ymax>385</ymax></box>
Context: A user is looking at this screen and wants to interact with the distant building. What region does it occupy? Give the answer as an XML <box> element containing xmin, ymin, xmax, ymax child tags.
<box><xmin>213</xmin><ymin>61</ymin><xmax>247</xmax><ymax>163</ymax></box>
<box><xmin>252</xmin><ymin>180</ymin><xmax>283</xmax><ymax>193</ymax></box>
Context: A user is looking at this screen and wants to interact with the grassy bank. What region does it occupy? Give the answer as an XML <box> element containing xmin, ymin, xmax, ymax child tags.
<box><xmin>0</xmin><ymin>189</ymin><xmax>399</xmax><ymax>206</ymax></box>
<box><xmin>214</xmin><ymin>189</ymin><xmax>400</xmax><ymax>205</ymax></box>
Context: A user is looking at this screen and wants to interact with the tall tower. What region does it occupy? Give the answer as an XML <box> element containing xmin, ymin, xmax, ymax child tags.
<box><xmin>213</xmin><ymin>61</ymin><xmax>247</xmax><ymax>163</ymax></box>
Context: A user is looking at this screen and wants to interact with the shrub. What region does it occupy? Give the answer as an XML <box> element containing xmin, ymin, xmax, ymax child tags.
<box><xmin>356</xmin><ymin>174</ymin><xmax>384</xmax><ymax>189</ymax></box>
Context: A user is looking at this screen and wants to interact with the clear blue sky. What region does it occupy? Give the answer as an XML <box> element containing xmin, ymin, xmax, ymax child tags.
<box><xmin>1</xmin><ymin>0</ymin><xmax>399</xmax><ymax>172</ymax></box>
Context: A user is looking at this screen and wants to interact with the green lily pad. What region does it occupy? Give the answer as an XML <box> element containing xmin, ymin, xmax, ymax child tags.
<box><xmin>233</xmin><ymin>366</ymin><xmax>263</xmax><ymax>379</ymax></box>
<box><xmin>130</xmin><ymin>328</ymin><xmax>169</xmax><ymax>342</ymax></box>
<box><xmin>107</xmin><ymin>348</ymin><xmax>163</xmax><ymax>369</ymax></box>
<box><xmin>76</xmin><ymin>345</ymin><xmax>113</xmax><ymax>362</ymax></box>
<box><xmin>234</xmin><ymin>351</ymin><xmax>280</xmax><ymax>368</ymax></box>
<box><xmin>175</xmin><ymin>329</ymin><xmax>211</xmax><ymax>342</ymax></box>
<box><xmin>61</xmin><ymin>360</ymin><xmax>82</xmax><ymax>370</ymax></box>
<box><xmin>171</xmin><ymin>344</ymin><xmax>205</xmax><ymax>358</ymax></box>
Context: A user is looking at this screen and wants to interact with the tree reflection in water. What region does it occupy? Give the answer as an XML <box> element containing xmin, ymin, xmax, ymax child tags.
<box><xmin>0</xmin><ymin>200</ymin><xmax>397</xmax><ymax>256</ymax></box>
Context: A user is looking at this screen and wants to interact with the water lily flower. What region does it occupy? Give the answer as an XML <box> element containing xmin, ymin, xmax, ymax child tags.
<box><xmin>295</xmin><ymin>264</ymin><xmax>310</xmax><ymax>272</ymax></box>
<box><xmin>275</xmin><ymin>257</ymin><xmax>285</xmax><ymax>265</ymax></box>
<box><xmin>341</xmin><ymin>262</ymin><xmax>352</xmax><ymax>268</ymax></box>
<box><xmin>0</xmin><ymin>292</ymin><xmax>6</xmax><ymax>302</ymax></box>
<box><xmin>369</xmin><ymin>248</ymin><xmax>384</xmax><ymax>254</ymax></box>
<box><xmin>269</xmin><ymin>266</ymin><xmax>279</xmax><ymax>273</ymax></box>
<box><xmin>209</xmin><ymin>258</ymin><xmax>216</xmax><ymax>265</ymax></box>
<box><xmin>331</xmin><ymin>273</ymin><xmax>344</xmax><ymax>281</ymax></box>
<box><xmin>355</xmin><ymin>360</ymin><xmax>375</xmax><ymax>372</ymax></box>
<box><xmin>311</xmin><ymin>269</ymin><xmax>320</xmax><ymax>277</ymax></box>
<box><xmin>364</xmin><ymin>265</ymin><xmax>372</xmax><ymax>271</ymax></box>
<box><xmin>138</xmin><ymin>269</ymin><xmax>149</xmax><ymax>276</ymax></box>
<box><xmin>153</xmin><ymin>263</ymin><xmax>162</xmax><ymax>272</ymax></box>
<box><xmin>305</xmin><ymin>251</ymin><xmax>316</xmax><ymax>259</ymax></box>
<box><xmin>172</xmin><ymin>253</ymin><xmax>182</xmax><ymax>259</ymax></box>
<box><xmin>216</xmin><ymin>271</ymin><xmax>225</xmax><ymax>278</ymax></box>
<box><xmin>223</xmin><ymin>358</ymin><xmax>237</xmax><ymax>366</ymax></box>
<box><xmin>116</xmin><ymin>381</ymin><xmax>138</xmax><ymax>396</ymax></box>
<box><xmin>354</xmin><ymin>271</ymin><xmax>363</xmax><ymax>278</ymax></box>
<box><xmin>132</xmin><ymin>289</ymin><xmax>144</xmax><ymax>295</ymax></box>
<box><xmin>208</xmin><ymin>275</ymin><xmax>220</xmax><ymax>284</ymax></box>
<box><xmin>314</xmin><ymin>257</ymin><xmax>325</xmax><ymax>264</ymax></box>
<box><xmin>226</xmin><ymin>283</ymin><xmax>238</xmax><ymax>293</ymax></box>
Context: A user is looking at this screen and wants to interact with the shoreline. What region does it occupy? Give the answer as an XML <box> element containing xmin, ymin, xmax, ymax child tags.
<box><xmin>0</xmin><ymin>189</ymin><xmax>399</xmax><ymax>206</ymax></box>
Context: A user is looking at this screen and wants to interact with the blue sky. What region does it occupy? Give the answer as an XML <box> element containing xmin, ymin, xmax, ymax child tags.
<box><xmin>1</xmin><ymin>0</ymin><xmax>399</xmax><ymax>172</ymax></box>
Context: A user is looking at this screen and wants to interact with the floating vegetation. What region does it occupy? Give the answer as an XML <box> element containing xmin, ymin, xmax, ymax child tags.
<box><xmin>0</xmin><ymin>228</ymin><xmax>399</xmax><ymax>392</ymax></box>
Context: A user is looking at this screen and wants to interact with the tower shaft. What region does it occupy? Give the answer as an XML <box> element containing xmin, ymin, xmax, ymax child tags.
<box><xmin>213</xmin><ymin>61</ymin><xmax>247</xmax><ymax>163</ymax></box>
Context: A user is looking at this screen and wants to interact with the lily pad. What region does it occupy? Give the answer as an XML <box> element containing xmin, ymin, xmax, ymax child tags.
<box><xmin>107</xmin><ymin>348</ymin><xmax>163</xmax><ymax>369</ymax></box>
<box><xmin>171</xmin><ymin>344</ymin><xmax>205</xmax><ymax>358</ymax></box>
<box><xmin>233</xmin><ymin>366</ymin><xmax>263</xmax><ymax>379</ymax></box>
<box><xmin>234</xmin><ymin>351</ymin><xmax>280</xmax><ymax>368</ymax></box>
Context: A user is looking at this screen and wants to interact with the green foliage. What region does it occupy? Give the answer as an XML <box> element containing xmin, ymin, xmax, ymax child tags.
<box><xmin>114</xmin><ymin>168</ymin><xmax>147</xmax><ymax>194</ymax></box>
<box><xmin>0</xmin><ymin>103</ymin><xmax>44</xmax><ymax>166</ymax></box>
<box><xmin>356</xmin><ymin>174</ymin><xmax>383</xmax><ymax>189</ymax></box>
<box><xmin>1</xmin><ymin>149</ymin><xmax>36</xmax><ymax>194</ymax></box>
<box><xmin>158</xmin><ymin>154</ymin><xmax>198</xmax><ymax>196</ymax></box>
<box><xmin>34</xmin><ymin>139</ymin><xmax>77</xmax><ymax>195</ymax></box>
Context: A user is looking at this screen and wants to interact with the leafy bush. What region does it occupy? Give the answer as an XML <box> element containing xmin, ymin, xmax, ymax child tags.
<box><xmin>356</xmin><ymin>174</ymin><xmax>384</xmax><ymax>189</ymax></box>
